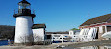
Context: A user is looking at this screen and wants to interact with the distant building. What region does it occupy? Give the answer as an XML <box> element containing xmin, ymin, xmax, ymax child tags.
<box><xmin>46</xmin><ymin>32</ymin><xmax>69</xmax><ymax>39</ymax></box>
<box><xmin>69</xmin><ymin>30</ymin><xmax>80</xmax><ymax>35</ymax></box>
<box><xmin>79</xmin><ymin>14</ymin><xmax>111</xmax><ymax>40</ymax></box>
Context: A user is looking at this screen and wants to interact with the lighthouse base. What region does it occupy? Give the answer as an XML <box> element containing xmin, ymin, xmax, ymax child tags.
<box><xmin>14</xmin><ymin>16</ymin><xmax>34</xmax><ymax>44</ymax></box>
<box><xmin>14</xmin><ymin>42</ymin><xmax>33</xmax><ymax>46</ymax></box>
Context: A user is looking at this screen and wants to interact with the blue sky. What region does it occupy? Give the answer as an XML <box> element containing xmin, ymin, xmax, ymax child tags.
<box><xmin>0</xmin><ymin>0</ymin><xmax>111</xmax><ymax>32</ymax></box>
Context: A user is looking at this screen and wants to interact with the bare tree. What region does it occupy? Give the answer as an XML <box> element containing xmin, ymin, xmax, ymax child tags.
<box><xmin>19</xmin><ymin>34</ymin><xmax>33</xmax><ymax>44</ymax></box>
<box><xmin>33</xmin><ymin>33</ymin><xmax>43</xmax><ymax>42</ymax></box>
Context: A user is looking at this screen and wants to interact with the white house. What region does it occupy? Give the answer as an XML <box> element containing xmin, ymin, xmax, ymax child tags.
<box><xmin>32</xmin><ymin>24</ymin><xmax>46</xmax><ymax>42</ymax></box>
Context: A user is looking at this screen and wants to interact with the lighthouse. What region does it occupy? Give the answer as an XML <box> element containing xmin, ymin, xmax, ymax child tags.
<box><xmin>13</xmin><ymin>0</ymin><xmax>36</xmax><ymax>44</ymax></box>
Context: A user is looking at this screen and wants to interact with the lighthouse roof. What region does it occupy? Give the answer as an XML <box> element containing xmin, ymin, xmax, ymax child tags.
<box><xmin>18</xmin><ymin>0</ymin><xmax>31</xmax><ymax>5</ymax></box>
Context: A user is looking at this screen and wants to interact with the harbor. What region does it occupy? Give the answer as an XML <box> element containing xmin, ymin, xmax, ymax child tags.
<box><xmin>0</xmin><ymin>0</ymin><xmax>111</xmax><ymax>49</ymax></box>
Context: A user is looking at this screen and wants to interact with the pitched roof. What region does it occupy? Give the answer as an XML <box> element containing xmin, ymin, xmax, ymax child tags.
<box><xmin>32</xmin><ymin>24</ymin><xmax>46</xmax><ymax>29</ymax></box>
<box><xmin>80</xmin><ymin>14</ymin><xmax>111</xmax><ymax>26</ymax></box>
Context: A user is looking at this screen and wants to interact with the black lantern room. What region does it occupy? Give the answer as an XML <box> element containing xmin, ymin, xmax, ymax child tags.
<box><xmin>13</xmin><ymin>0</ymin><xmax>36</xmax><ymax>18</ymax></box>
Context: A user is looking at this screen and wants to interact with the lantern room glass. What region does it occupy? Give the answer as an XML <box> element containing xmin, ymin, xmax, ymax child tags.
<box><xmin>19</xmin><ymin>3</ymin><xmax>31</xmax><ymax>9</ymax></box>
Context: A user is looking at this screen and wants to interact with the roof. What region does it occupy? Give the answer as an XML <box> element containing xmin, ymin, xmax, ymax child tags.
<box><xmin>32</xmin><ymin>24</ymin><xmax>46</xmax><ymax>29</ymax></box>
<box><xmin>80</xmin><ymin>14</ymin><xmax>111</xmax><ymax>26</ymax></box>
<box><xmin>46</xmin><ymin>32</ymin><xmax>69</xmax><ymax>35</ymax></box>
<box><xmin>18</xmin><ymin>0</ymin><xmax>31</xmax><ymax>5</ymax></box>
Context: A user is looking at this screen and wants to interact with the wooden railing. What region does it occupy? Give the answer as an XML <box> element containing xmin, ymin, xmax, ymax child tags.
<box><xmin>51</xmin><ymin>34</ymin><xmax>95</xmax><ymax>43</ymax></box>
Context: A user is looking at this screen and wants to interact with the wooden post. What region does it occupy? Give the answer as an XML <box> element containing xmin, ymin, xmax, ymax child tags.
<box><xmin>51</xmin><ymin>34</ymin><xmax>53</xmax><ymax>43</ymax></box>
<box><xmin>62</xmin><ymin>35</ymin><xmax>63</xmax><ymax>43</ymax></box>
<box><xmin>105</xmin><ymin>25</ymin><xmax>107</xmax><ymax>33</ymax></box>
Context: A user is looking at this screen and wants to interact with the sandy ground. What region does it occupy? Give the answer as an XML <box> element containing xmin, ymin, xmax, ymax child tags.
<box><xmin>0</xmin><ymin>42</ymin><xmax>76</xmax><ymax>49</ymax></box>
<box><xmin>0</xmin><ymin>45</ymin><xmax>62</xmax><ymax>49</ymax></box>
<box><xmin>0</xmin><ymin>46</ymin><xmax>51</xmax><ymax>49</ymax></box>
<box><xmin>0</xmin><ymin>40</ymin><xmax>111</xmax><ymax>49</ymax></box>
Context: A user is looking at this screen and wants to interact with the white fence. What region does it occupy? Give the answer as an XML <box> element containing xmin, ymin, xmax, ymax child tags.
<box><xmin>51</xmin><ymin>34</ymin><xmax>94</xmax><ymax>43</ymax></box>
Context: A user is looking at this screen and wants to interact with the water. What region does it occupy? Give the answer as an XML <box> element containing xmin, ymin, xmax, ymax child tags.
<box><xmin>63</xmin><ymin>47</ymin><xmax>80</xmax><ymax>49</ymax></box>
<box><xmin>0</xmin><ymin>40</ymin><xmax>8</xmax><ymax>46</ymax></box>
<box><xmin>53</xmin><ymin>41</ymin><xmax>68</xmax><ymax>43</ymax></box>
<box><xmin>0</xmin><ymin>40</ymin><xmax>13</xmax><ymax>46</ymax></box>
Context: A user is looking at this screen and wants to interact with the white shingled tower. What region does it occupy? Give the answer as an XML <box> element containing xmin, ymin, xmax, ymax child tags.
<box><xmin>13</xmin><ymin>0</ymin><xmax>36</xmax><ymax>44</ymax></box>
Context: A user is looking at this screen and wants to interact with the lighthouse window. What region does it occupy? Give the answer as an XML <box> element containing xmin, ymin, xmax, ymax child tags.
<box><xmin>19</xmin><ymin>3</ymin><xmax>31</xmax><ymax>9</ymax></box>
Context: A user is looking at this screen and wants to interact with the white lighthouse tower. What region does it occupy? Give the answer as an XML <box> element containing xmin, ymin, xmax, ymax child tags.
<box><xmin>13</xmin><ymin>0</ymin><xmax>36</xmax><ymax>44</ymax></box>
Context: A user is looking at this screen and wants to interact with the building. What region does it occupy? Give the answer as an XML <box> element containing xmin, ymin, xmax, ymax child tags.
<box><xmin>13</xmin><ymin>0</ymin><xmax>36</xmax><ymax>44</ymax></box>
<box><xmin>79</xmin><ymin>14</ymin><xmax>111</xmax><ymax>40</ymax></box>
<box><xmin>13</xmin><ymin>0</ymin><xmax>46</xmax><ymax>44</ymax></box>
<box><xmin>46</xmin><ymin>32</ymin><xmax>69</xmax><ymax>39</ymax></box>
<box><xmin>32</xmin><ymin>24</ymin><xmax>46</xmax><ymax>42</ymax></box>
<box><xmin>69</xmin><ymin>30</ymin><xmax>80</xmax><ymax>36</ymax></box>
